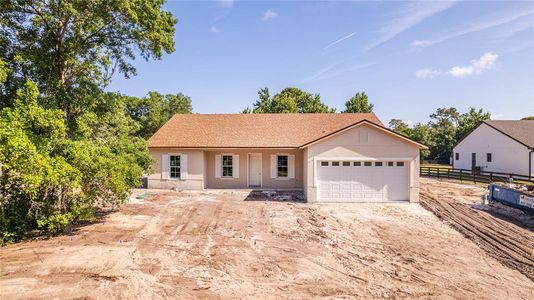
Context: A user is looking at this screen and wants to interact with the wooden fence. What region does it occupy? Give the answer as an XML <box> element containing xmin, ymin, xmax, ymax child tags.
<box><xmin>420</xmin><ymin>166</ymin><xmax>534</xmax><ymax>185</ymax></box>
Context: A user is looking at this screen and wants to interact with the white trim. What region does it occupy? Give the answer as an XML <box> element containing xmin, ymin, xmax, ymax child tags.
<box><xmin>299</xmin><ymin>121</ymin><xmax>427</xmax><ymax>149</ymax></box>
<box><xmin>165</xmin><ymin>153</ymin><xmax>185</xmax><ymax>181</ymax></box>
<box><xmin>247</xmin><ymin>153</ymin><xmax>263</xmax><ymax>187</ymax></box>
<box><xmin>274</xmin><ymin>153</ymin><xmax>290</xmax><ymax>180</ymax></box>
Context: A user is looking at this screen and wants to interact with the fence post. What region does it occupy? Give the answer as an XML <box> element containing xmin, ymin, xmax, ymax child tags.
<box><xmin>447</xmin><ymin>168</ymin><xmax>450</xmax><ymax>179</ymax></box>
<box><xmin>490</xmin><ymin>172</ymin><xmax>493</xmax><ymax>182</ymax></box>
<box><xmin>437</xmin><ymin>168</ymin><xmax>440</xmax><ymax>179</ymax></box>
<box><xmin>473</xmin><ymin>170</ymin><xmax>476</xmax><ymax>183</ymax></box>
<box><xmin>460</xmin><ymin>169</ymin><xmax>463</xmax><ymax>182</ymax></box>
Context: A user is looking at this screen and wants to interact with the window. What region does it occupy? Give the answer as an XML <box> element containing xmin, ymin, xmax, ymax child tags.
<box><xmin>332</xmin><ymin>161</ymin><xmax>340</xmax><ymax>166</ymax></box>
<box><xmin>277</xmin><ymin>155</ymin><xmax>288</xmax><ymax>177</ymax></box>
<box><xmin>342</xmin><ymin>161</ymin><xmax>350</xmax><ymax>166</ymax></box>
<box><xmin>170</xmin><ymin>155</ymin><xmax>181</xmax><ymax>179</ymax></box>
<box><xmin>455</xmin><ymin>153</ymin><xmax>459</xmax><ymax>160</ymax></box>
<box><xmin>353</xmin><ymin>162</ymin><xmax>361</xmax><ymax>166</ymax></box>
<box><xmin>321</xmin><ymin>161</ymin><xmax>329</xmax><ymax>166</ymax></box>
<box><xmin>397</xmin><ymin>162</ymin><xmax>405</xmax><ymax>167</ymax></box>
<box><xmin>222</xmin><ymin>155</ymin><xmax>233</xmax><ymax>177</ymax></box>
<box><xmin>387</xmin><ymin>162</ymin><xmax>394</xmax><ymax>167</ymax></box>
<box><xmin>364</xmin><ymin>162</ymin><xmax>372</xmax><ymax>166</ymax></box>
<box><xmin>375</xmin><ymin>162</ymin><xmax>383</xmax><ymax>166</ymax></box>
<box><xmin>487</xmin><ymin>153</ymin><xmax>492</xmax><ymax>162</ymax></box>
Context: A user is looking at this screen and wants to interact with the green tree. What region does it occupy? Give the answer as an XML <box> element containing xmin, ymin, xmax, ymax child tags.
<box><xmin>521</xmin><ymin>116</ymin><xmax>534</xmax><ymax>120</ymax></box>
<box><xmin>456</xmin><ymin>107</ymin><xmax>490</xmax><ymax>141</ymax></box>
<box><xmin>343</xmin><ymin>92</ymin><xmax>374</xmax><ymax>113</ymax></box>
<box><xmin>0</xmin><ymin>0</ymin><xmax>176</xmax><ymax>124</ymax></box>
<box><xmin>126</xmin><ymin>92</ymin><xmax>193</xmax><ymax>139</ymax></box>
<box><xmin>428</xmin><ymin>108</ymin><xmax>459</xmax><ymax>162</ymax></box>
<box><xmin>388</xmin><ymin>119</ymin><xmax>412</xmax><ymax>137</ymax></box>
<box><xmin>243</xmin><ymin>87</ymin><xmax>335</xmax><ymax>113</ymax></box>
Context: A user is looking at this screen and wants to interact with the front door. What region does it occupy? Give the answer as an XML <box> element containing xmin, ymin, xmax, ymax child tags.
<box><xmin>471</xmin><ymin>153</ymin><xmax>476</xmax><ymax>171</ymax></box>
<box><xmin>248</xmin><ymin>154</ymin><xmax>262</xmax><ymax>187</ymax></box>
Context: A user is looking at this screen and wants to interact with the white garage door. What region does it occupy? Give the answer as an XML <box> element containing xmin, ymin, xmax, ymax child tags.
<box><xmin>317</xmin><ymin>160</ymin><xmax>409</xmax><ymax>202</ymax></box>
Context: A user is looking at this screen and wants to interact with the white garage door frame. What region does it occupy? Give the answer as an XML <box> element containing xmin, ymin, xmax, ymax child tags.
<box><xmin>313</xmin><ymin>156</ymin><xmax>414</xmax><ymax>202</ymax></box>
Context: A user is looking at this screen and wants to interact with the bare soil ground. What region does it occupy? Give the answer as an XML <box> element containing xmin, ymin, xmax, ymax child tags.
<box><xmin>1</xmin><ymin>184</ymin><xmax>533</xmax><ymax>299</ymax></box>
<box><xmin>420</xmin><ymin>178</ymin><xmax>534</xmax><ymax>281</ymax></box>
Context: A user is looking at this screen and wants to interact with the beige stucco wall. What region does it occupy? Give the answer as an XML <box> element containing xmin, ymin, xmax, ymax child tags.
<box><xmin>148</xmin><ymin>148</ymin><xmax>304</xmax><ymax>190</ymax></box>
<box><xmin>147</xmin><ymin>148</ymin><xmax>205</xmax><ymax>189</ymax></box>
<box><xmin>304</xmin><ymin>124</ymin><xmax>421</xmax><ymax>203</ymax></box>
<box><xmin>205</xmin><ymin>149</ymin><xmax>303</xmax><ymax>189</ymax></box>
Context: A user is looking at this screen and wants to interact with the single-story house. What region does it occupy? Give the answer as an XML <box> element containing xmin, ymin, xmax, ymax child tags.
<box><xmin>452</xmin><ymin>120</ymin><xmax>534</xmax><ymax>176</ymax></box>
<box><xmin>147</xmin><ymin>113</ymin><xmax>427</xmax><ymax>203</ymax></box>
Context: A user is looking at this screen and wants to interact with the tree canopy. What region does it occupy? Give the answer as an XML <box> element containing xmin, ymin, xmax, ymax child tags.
<box><xmin>0</xmin><ymin>0</ymin><xmax>180</xmax><ymax>244</ymax></box>
<box><xmin>242</xmin><ymin>87</ymin><xmax>336</xmax><ymax>113</ymax></box>
<box><xmin>0</xmin><ymin>0</ymin><xmax>176</xmax><ymax>124</ymax></box>
<box><xmin>388</xmin><ymin>107</ymin><xmax>490</xmax><ymax>162</ymax></box>
<box><xmin>343</xmin><ymin>92</ymin><xmax>374</xmax><ymax>113</ymax></box>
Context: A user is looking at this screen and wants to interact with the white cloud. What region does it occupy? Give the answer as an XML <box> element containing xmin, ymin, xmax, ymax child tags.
<box><xmin>410</xmin><ymin>39</ymin><xmax>432</xmax><ymax>47</ymax></box>
<box><xmin>304</xmin><ymin>62</ymin><xmax>376</xmax><ymax>82</ymax></box>
<box><xmin>324</xmin><ymin>31</ymin><xmax>357</xmax><ymax>50</ymax></box>
<box><xmin>411</xmin><ymin>9</ymin><xmax>534</xmax><ymax>48</ymax></box>
<box><xmin>415</xmin><ymin>52</ymin><xmax>499</xmax><ymax>79</ymax></box>
<box><xmin>448</xmin><ymin>52</ymin><xmax>499</xmax><ymax>77</ymax></box>
<box><xmin>210</xmin><ymin>26</ymin><xmax>220</xmax><ymax>33</ymax></box>
<box><xmin>263</xmin><ymin>9</ymin><xmax>278</xmax><ymax>21</ymax></box>
<box><xmin>365</xmin><ymin>1</ymin><xmax>456</xmax><ymax>51</ymax></box>
<box><xmin>415</xmin><ymin>68</ymin><xmax>440</xmax><ymax>79</ymax></box>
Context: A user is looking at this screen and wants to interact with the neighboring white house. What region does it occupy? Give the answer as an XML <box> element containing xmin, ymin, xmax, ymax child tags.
<box><xmin>452</xmin><ymin>120</ymin><xmax>534</xmax><ymax>176</ymax></box>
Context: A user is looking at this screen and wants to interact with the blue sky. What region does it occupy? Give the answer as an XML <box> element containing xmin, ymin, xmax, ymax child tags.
<box><xmin>107</xmin><ymin>0</ymin><xmax>534</xmax><ymax>124</ymax></box>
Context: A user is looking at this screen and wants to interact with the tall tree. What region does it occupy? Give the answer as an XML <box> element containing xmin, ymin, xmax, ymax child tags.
<box><xmin>456</xmin><ymin>107</ymin><xmax>490</xmax><ymax>141</ymax></box>
<box><xmin>126</xmin><ymin>92</ymin><xmax>193</xmax><ymax>139</ymax></box>
<box><xmin>243</xmin><ymin>87</ymin><xmax>335</xmax><ymax>113</ymax></box>
<box><xmin>343</xmin><ymin>92</ymin><xmax>374</xmax><ymax>113</ymax></box>
<box><xmin>427</xmin><ymin>108</ymin><xmax>460</xmax><ymax>162</ymax></box>
<box><xmin>0</xmin><ymin>0</ymin><xmax>176</xmax><ymax>124</ymax></box>
<box><xmin>388</xmin><ymin>119</ymin><xmax>412</xmax><ymax>136</ymax></box>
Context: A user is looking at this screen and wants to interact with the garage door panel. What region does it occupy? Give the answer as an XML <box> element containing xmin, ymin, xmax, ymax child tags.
<box><xmin>317</xmin><ymin>161</ymin><xmax>409</xmax><ymax>202</ymax></box>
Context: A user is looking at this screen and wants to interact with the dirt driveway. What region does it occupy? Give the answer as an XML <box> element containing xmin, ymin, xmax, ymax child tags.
<box><xmin>1</xmin><ymin>186</ymin><xmax>533</xmax><ymax>299</ymax></box>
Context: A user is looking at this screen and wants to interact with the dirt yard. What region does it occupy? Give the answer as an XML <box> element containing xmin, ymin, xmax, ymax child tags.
<box><xmin>1</xmin><ymin>183</ymin><xmax>533</xmax><ymax>299</ymax></box>
<box><xmin>420</xmin><ymin>178</ymin><xmax>534</xmax><ymax>281</ymax></box>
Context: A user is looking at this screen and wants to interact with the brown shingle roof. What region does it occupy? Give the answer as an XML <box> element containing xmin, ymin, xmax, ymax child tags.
<box><xmin>148</xmin><ymin>113</ymin><xmax>384</xmax><ymax>148</ymax></box>
<box><xmin>484</xmin><ymin>120</ymin><xmax>534</xmax><ymax>148</ymax></box>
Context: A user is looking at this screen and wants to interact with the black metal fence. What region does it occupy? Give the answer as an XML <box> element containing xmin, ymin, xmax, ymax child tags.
<box><xmin>420</xmin><ymin>166</ymin><xmax>534</xmax><ymax>185</ymax></box>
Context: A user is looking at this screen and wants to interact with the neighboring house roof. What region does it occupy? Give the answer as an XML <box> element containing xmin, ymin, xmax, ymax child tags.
<box><xmin>456</xmin><ymin>120</ymin><xmax>534</xmax><ymax>149</ymax></box>
<box><xmin>483</xmin><ymin>120</ymin><xmax>534</xmax><ymax>149</ymax></box>
<box><xmin>149</xmin><ymin>113</ymin><xmax>395</xmax><ymax>148</ymax></box>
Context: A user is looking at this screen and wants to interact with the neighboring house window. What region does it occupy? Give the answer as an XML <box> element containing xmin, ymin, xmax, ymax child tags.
<box><xmin>487</xmin><ymin>153</ymin><xmax>492</xmax><ymax>162</ymax></box>
<box><xmin>170</xmin><ymin>155</ymin><xmax>181</xmax><ymax>179</ymax></box>
<box><xmin>455</xmin><ymin>153</ymin><xmax>459</xmax><ymax>160</ymax></box>
<box><xmin>222</xmin><ymin>155</ymin><xmax>233</xmax><ymax>177</ymax></box>
<box><xmin>277</xmin><ymin>155</ymin><xmax>288</xmax><ymax>177</ymax></box>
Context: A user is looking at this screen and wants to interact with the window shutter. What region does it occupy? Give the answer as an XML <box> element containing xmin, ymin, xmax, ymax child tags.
<box><xmin>270</xmin><ymin>155</ymin><xmax>277</xmax><ymax>178</ymax></box>
<box><xmin>288</xmin><ymin>154</ymin><xmax>295</xmax><ymax>179</ymax></box>
<box><xmin>162</xmin><ymin>154</ymin><xmax>170</xmax><ymax>180</ymax></box>
<box><xmin>180</xmin><ymin>154</ymin><xmax>188</xmax><ymax>180</ymax></box>
<box><xmin>232</xmin><ymin>154</ymin><xmax>239</xmax><ymax>178</ymax></box>
<box><xmin>215</xmin><ymin>154</ymin><xmax>222</xmax><ymax>178</ymax></box>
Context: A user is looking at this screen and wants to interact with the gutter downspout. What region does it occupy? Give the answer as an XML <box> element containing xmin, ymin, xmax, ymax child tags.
<box><xmin>530</xmin><ymin>149</ymin><xmax>534</xmax><ymax>181</ymax></box>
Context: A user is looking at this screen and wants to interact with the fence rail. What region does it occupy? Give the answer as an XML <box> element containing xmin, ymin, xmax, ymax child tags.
<box><xmin>420</xmin><ymin>166</ymin><xmax>534</xmax><ymax>185</ymax></box>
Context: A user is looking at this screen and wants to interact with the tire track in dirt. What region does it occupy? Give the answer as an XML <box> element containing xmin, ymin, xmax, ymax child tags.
<box><xmin>420</xmin><ymin>181</ymin><xmax>534</xmax><ymax>281</ymax></box>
